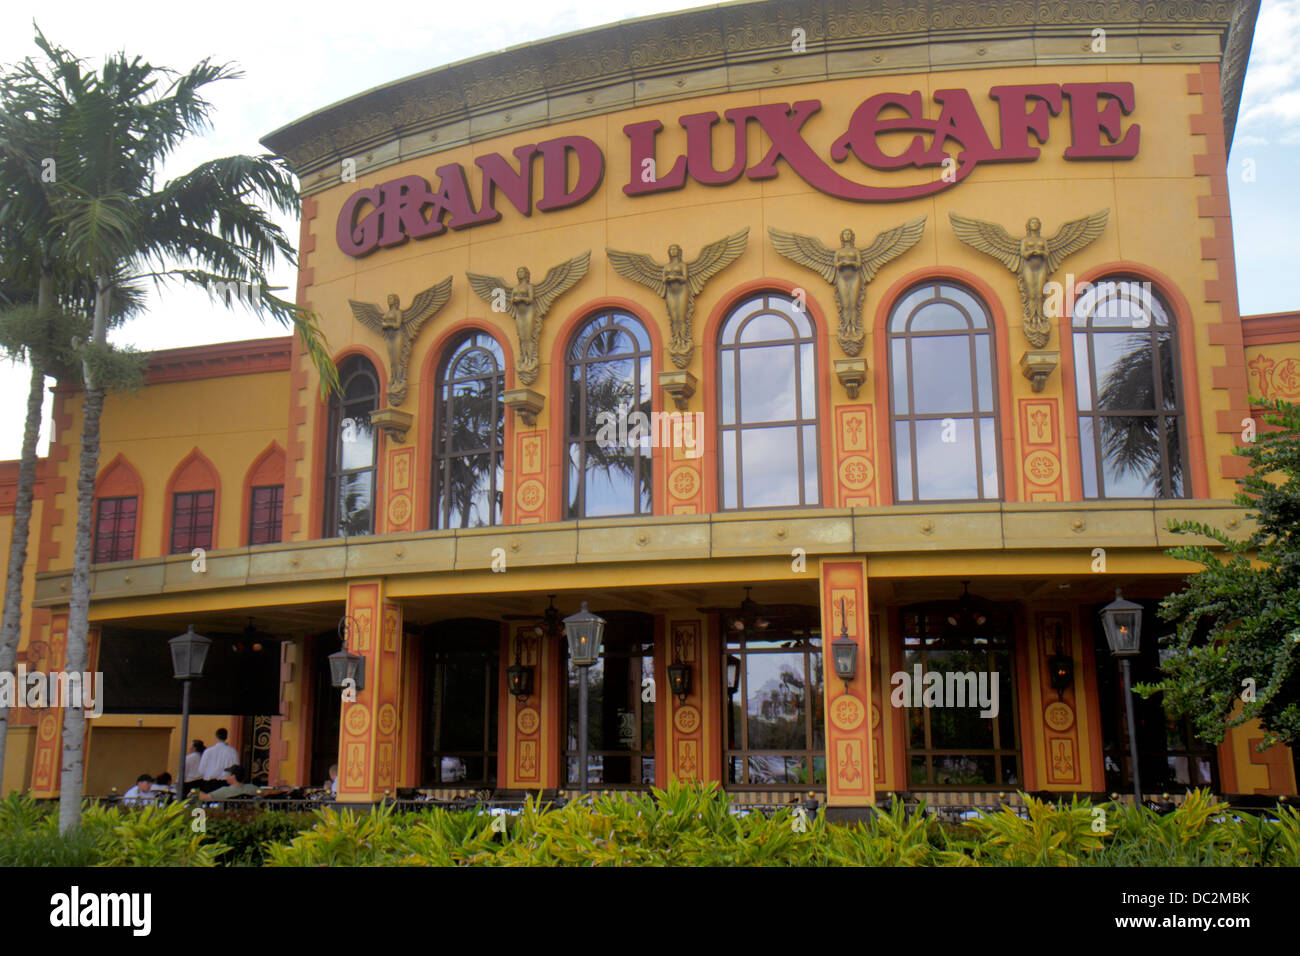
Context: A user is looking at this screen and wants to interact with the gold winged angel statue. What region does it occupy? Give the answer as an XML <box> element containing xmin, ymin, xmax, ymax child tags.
<box><xmin>606</xmin><ymin>228</ymin><xmax>749</xmax><ymax>368</ymax></box>
<box><xmin>348</xmin><ymin>276</ymin><xmax>453</xmax><ymax>407</ymax></box>
<box><xmin>948</xmin><ymin>209</ymin><xmax>1109</xmax><ymax>349</ymax></box>
<box><xmin>466</xmin><ymin>251</ymin><xmax>590</xmax><ymax>386</ymax></box>
<box><xmin>768</xmin><ymin>218</ymin><xmax>926</xmax><ymax>356</ymax></box>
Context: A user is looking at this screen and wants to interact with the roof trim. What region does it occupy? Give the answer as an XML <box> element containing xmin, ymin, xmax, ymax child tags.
<box><xmin>261</xmin><ymin>0</ymin><xmax>1259</xmax><ymax>193</ymax></box>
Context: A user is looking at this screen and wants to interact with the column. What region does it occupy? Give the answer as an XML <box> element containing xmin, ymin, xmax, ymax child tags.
<box><xmin>337</xmin><ymin>580</ymin><xmax>404</xmax><ymax>802</ymax></box>
<box><xmin>819</xmin><ymin>558</ymin><xmax>875</xmax><ymax>808</ymax></box>
<box><xmin>662</xmin><ymin>614</ymin><xmax>723</xmax><ymax>786</ymax></box>
<box><xmin>501</xmin><ymin>623</ymin><xmax>561</xmax><ymax>789</ymax></box>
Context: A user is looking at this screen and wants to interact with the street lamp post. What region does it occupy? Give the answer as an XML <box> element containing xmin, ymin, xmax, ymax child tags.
<box><xmin>563</xmin><ymin>602</ymin><xmax>606</xmax><ymax>795</ymax></box>
<box><xmin>168</xmin><ymin>625</ymin><xmax>212</xmax><ymax>801</ymax></box>
<box><xmin>1100</xmin><ymin>589</ymin><xmax>1144</xmax><ymax>806</ymax></box>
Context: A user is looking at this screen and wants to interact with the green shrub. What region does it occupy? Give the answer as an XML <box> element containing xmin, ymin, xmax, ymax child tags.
<box><xmin>958</xmin><ymin>793</ymin><xmax>1106</xmax><ymax>866</ymax></box>
<box><xmin>80</xmin><ymin>802</ymin><xmax>227</xmax><ymax>867</ymax></box>
<box><xmin>203</xmin><ymin>810</ymin><xmax>317</xmax><ymax>866</ymax></box>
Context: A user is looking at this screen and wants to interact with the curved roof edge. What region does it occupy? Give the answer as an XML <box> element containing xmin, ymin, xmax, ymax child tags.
<box><xmin>261</xmin><ymin>0</ymin><xmax>1259</xmax><ymax>193</ymax></box>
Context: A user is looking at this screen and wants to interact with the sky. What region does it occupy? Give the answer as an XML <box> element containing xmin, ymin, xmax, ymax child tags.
<box><xmin>0</xmin><ymin>0</ymin><xmax>1297</xmax><ymax>459</ymax></box>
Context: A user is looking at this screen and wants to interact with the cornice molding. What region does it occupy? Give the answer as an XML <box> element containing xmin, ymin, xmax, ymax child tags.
<box><xmin>261</xmin><ymin>0</ymin><xmax>1257</xmax><ymax>193</ymax></box>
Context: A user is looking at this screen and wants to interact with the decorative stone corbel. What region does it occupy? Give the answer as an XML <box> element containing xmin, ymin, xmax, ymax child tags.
<box><xmin>504</xmin><ymin>388</ymin><xmax>545</xmax><ymax>427</ymax></box>
<box><xmin>1019</xmin><ymin>350</ymin><xmax>1060</xmax><ymax>393</ymax></box>
<box><xmin>658</xmin><ymin>370</ymin><xmax>697</xmax><ymax>411</ymax></box>
<box><xmin>369</xmin><ymin>407</ymin><xmax>414</xmax><ymax>443</ymax></box>
<box><xmin>833</xmin><ymin>358</ymin><xmax>869</xmax><ymax>400</ymax></box>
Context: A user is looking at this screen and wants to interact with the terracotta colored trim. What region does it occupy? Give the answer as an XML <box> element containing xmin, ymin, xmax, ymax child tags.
<box><xmin>888</xmin><ymin>607</ymin><xmax>907</xmax><ymax>788</ymax></box>
<box><xmin>35</xmin><ymin>390</ymin><xmax>71</xmax><ymax>573</ymax></box>
<box><xmin>1241</xmin><ymin>312</ymin><xmax>1300</xmax><ymax>347</ymax></box>
<box><xmin>418</xmin><ymin>319</ymin><xmax>516</xmax><ymax>530</ymax></box>
<box><xmin>142</xmin><ymin>338</ymin><xmax>292</xmax><ymax>385</ymax></box>
<box><xmin>160</xmin><ymin>447</ymin><xmax>222</xmax><ymax>555</ymax></box>
<box><xmin>92</xmin><ymin>453</ymin><xmax>144</xmax><ymax>561</ymax></box>
<box><xmin>1013</xmin><ymin>609</ymin><xmax>1038</xmax><ymax>789</ymax></box>
<box><xmin>699</xmin><ymin>278</ymin><xmax>835</xmax><ymax>513</ymax></box>
<box><xmin>285</xmin><ymin>195</ymin><xmax>319</xmax><ymax>542</ymax></box>
<box><xmin>1060</xmin><ymin>261</ymin><xmax>1212</xmax><ymax>501</ymax></box>
<box><xmin>239</xmin><ymin>441</ymin><xmax>287</xmax><ymax>547</ymax></box>
<box><xmin>870</xmin><ymin>265</ymin><xmax>1020</xmax><ymax>505</ymax></box>
<box><xmin>1188</xmin><ymin>63</ymin><xmax>1251</xmax><ymax>486</ymax></box>
<box><xmin>0</xmin><ymin>461</ymin><xmax>50</xmax><ymax>516</ymax></box>
<box><xmin>545</xmin><ymin>296</ymin><xmax>665</xmax><ymax>522</ymax></box>
<box><xmin>1077</xmin><ymin>606</ymin><xmax>1107</xmax><ymax>790</ymax></box>
<box><xmin>311</xmin><ymin>345</ymin><xmax>387</xmax><ymax>539</ymax></box>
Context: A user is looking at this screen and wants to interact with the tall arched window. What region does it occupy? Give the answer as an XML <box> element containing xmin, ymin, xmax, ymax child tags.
<box><xmin>323</xmin><ymin>355</ymin><xmax>379</xmax><ymax>537</ymax></box>
<box><xmin>1072</xmin><ymin>278</ymin><xmax>1187</xmax><ymax>498</ymax></box>
<box><xmin>432</xmin><ymin>332</ymin><xmax>505</xmax><ymax>528</ymax></box>
<box><xmin>564</xmin><ymin>309</ymin><xmax>652</xmax><ymax>518</ymax></box>
<box><xmin>888</xmin><ymin>281</ymin><xmax>1000</xmax><ymax>502</ymax></box>
<box><xmin>718</xmin><ymin>291</ymin><xmax>819</xmax><ymax>509</ymax></box>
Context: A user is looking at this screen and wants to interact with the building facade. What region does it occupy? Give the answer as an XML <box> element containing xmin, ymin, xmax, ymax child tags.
<box><xmin>4</xmin><ymin>0</ymin><xmax>1298</xmax><ymax>807</ymax></box>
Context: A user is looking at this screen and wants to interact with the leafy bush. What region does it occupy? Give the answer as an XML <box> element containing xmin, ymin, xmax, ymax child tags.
<box><xmin>203</xmin><ymin>810</ymin><xmax>317</xmax><ymax>867</ymax></box>
<box><xmin>80</xmin><ymin>802</ymin><xmax>227</xmax><ymax>867</ymax></box>
<box><xmin>958</xmin><ymin>794</ymin><xmax>1106</xmax><ymax>866</ymax></box>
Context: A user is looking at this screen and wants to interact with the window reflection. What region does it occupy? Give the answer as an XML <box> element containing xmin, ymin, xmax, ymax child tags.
<box><xmin>422</xmin><ymin>621</ymin><xmax>499</xmax><ymax>786</ymax></box>
<box><xmin>433</xmin><ymin>333</ymin><xmax>505</xmax><ymax>528</ymax></box>
<box><xmin>723</xmin><ymin>616</ymin><xmax>824</xmax><ymax>787</ymax></box>
<box><xmin>889</xmin><ymin>282</ymin><xmax>1000</xmax><ymax>502</ymax></box>
<box><xmin>719</xmin><ymin>292</ymin><xmax>820</xmax><ymax>509</ymax></box>
<box><xmin>901</xmin><ymin>604</ymin><xmax>1019</xmax><ymax>789</ymax></box>
<box><xmin>565</xmin><ymin>311</ymin><xmax>653</xmax><ymax>518</ymax></box>
<box><xmin>1073</xmin><ymin>279</ymin><xmax>1186</xmax><ymax>498</ymax></box>
<box><xmin>324</xmin><ymin>356</ymin><xmax>379</xmax><ymax>536</ymax></box>
<box><xmin>564</xmin><ymin>612</ymin><xmax>655</xmax><ymax>787</ymax></box>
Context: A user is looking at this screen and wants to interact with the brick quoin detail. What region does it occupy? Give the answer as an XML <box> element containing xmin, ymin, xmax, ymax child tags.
<box><xmin>1188</xmin><ymin>64</ymin><xmax>1251</xmax><ymax>482</ymax></box>
<box><xmin>285</xmin><ymin>195</ymin><xmax>319</xmax><ymax>540</ymax></box>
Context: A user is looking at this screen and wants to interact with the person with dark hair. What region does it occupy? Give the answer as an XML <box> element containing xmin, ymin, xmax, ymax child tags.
<box><xmin>121</xmin><ymin>774</ymin><xmax>155</xmax><ymax>806</ymax></box>
<box><xmin>152</xmin><ymin>772</ymin><xmax>174</xmax><ymax>801</ymax></box>
<box><xmin>196</xmin><ymin>728</ymin><xmax>238</xmax><ymax>793</ymax></box>
<box><xmin>200</xmin><ymin>764</ymin><xmax>259</xmax><ymax>803</ymax></box>
<box><xmin>183</xmin><ymin>739</ymin><xmax>205</xmax><ymax>794</ymax></box>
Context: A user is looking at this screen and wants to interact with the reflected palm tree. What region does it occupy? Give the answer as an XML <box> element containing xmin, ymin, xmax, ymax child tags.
<box><xmin>1096</xmin><ymin>332</ymin><xmax>1181</xmax><ymax>495</ymax></box>
<box><xmin>438</xmin><ymin>384</ymin><xmax>502</xmax><ymax>527</ymax></box>
<box><xmin>567</xmin><ymin>328</ymin><xmax>653</xmax><ymax>515</ymax></box>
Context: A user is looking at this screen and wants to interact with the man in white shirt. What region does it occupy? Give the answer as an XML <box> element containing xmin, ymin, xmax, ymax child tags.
<box><xmin>196</xmin><ymin>728</ymin><xmax>239</xmax><ymax>793</ymax></box>
<box><xmin>121</xmin><ymin>774</ymin><xmax>155</xmax><ymax>806</ymax></box>
<box><xmin>183</xmin><ymin>739</ymin><xmax>204</xmax><ymax>795</ymax></box>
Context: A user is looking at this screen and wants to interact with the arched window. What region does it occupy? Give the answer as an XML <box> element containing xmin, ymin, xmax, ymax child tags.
<box><xmin>888</xmin><ymin>281</ymin><xmax>1000</xmax><ymax>502</ymax></box>
<box><xmin>432</xmin><ymin>332</ymin><xmax>505</xmax><ymax>529</ymax></box>
<box><xmin>718</xmin><ymin>291</ymin><xmax>819</xmax><ymax>509</ymax></box>
<box><xmin>323</xmin><ymin>355</ymin><xmax>379</xmax><ymax>537</ymax></box>
<box><xmin>564</xmin><ymin>310</ymin><xmax>652</xmax><ymax>518</ymax></box>
<box><xmin>1072</xmin><ymin>278</ymin><xmax>1187</xmax><ymax>498</ymax></box>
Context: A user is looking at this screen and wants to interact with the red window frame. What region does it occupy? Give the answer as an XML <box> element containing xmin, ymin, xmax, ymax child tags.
<box><xmin>248</xmin><ymin>484</ymin><xmax>284</xmax><ymax>545</ymax></box>
<box><xmin>170</xmin><ymin>490</ymin><xmax>215</xmax><ymax>554</ymax></box>
<box><xmin>93</xmin><ymin>496</ymin><xmax>138</xmax><ymax>563</ymax></box>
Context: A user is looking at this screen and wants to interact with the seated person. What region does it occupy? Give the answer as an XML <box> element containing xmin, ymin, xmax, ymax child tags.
<box><xmin>199</xmin><ymin>764</ymin><xmax>259</xmax><ymax>803</ymax></box>
<box><xmin>151</xmin><ymin>772</ymin><xmax>175</xmax><ymax>802</ymax></box>
<box><xmin>121</xmin><ymin>774</ymin><xmax>155</xmax><ymax>806</ymax></box>
<box><xmin>326</xmin><ymin>764</ymin><xmax>339</xmax><ymax>797</ymax></box>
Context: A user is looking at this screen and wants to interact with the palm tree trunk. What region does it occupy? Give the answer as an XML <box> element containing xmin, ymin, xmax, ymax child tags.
<box><xmin>57</xmin><ymin>274</ymin><xmax>108</xmax><ymax>834</ymax></box>
<box><xmin>0</xmin><ymin>272</ymin><xmax>50</xmax><ymax>787</ymax></box>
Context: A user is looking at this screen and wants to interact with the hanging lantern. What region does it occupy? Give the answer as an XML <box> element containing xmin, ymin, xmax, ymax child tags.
<box><xmin>1100</xmin><ymin>589</ymin><xmax>1143</xmax><ymax>657</ymax></box>
<box><xmin>563</xmin><ymin>602</ymin><xmax>606</xmax><ymax>666</ymax></box>
<box><xmin>168</xmin><ymin>626</ymin><xmax>212</xmax><ymax>681</ymax></box>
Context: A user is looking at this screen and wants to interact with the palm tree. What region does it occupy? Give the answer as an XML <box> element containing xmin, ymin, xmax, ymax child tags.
<box><xmin>0</xmin><ymin>29</ymin><xmax>337</xmax><ymax>832</ymax></box>
<box><xmin>1095</xmin><ymin>330</ymin><xmax>1182</xmax><ymax>496</ymax></box>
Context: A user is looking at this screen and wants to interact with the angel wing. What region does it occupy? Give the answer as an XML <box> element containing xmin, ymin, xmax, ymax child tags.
<box><xmin>465</xmin><ymin>271</ymin><xmax>513</xmax><ymax>312</ymax></box>
<box><xmin>348</xmin><ymin>299</ymin><xmax>386</xmax><ymax>335</ymax></box>
<box><xmin>948</xmin><ymin>212</ymin><xmax>1022</xmax><ymax>273</ymax></box>
<box><xmin>532</xmin><ymin>250</ymin><xmax>591</xmax><ymax>316</ymax></box>
<box><xmin>685</xmin><ymin>228</ymin><xmax>749</xmax><ymax>296</ymax></box>
<box><xmin>606</xmin><ymin>247</ymin><xmax>667</xmax><ymax>298</ymax></box>
<box><xmin>400</xmin><ymin>276</ymin><xmax>453</xmax><ymax>338</ymax></box>
<box><xmin>1045</xmin><ymin>209</ymin><xmax>1109</xmax><ymax>275</ymax></box>
<box><xmin>857</xmin><ymin>216</ymin><xmax>927</xmax><ymax>282</ymax></box>
<box><xmin>767</xmin><ymin>227</ymin><xmax>837</xmax><ymax>284</ymax></box>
